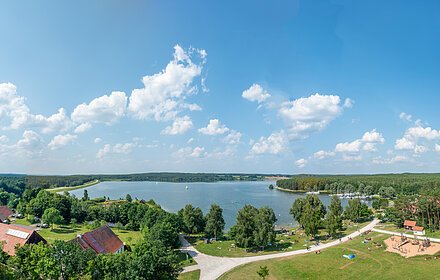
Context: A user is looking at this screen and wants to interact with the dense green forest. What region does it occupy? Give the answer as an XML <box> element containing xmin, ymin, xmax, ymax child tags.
<box><xmin>276</xmin><ymin>173</ymin><xmax>440</xmax><ymax>195</ymax></box>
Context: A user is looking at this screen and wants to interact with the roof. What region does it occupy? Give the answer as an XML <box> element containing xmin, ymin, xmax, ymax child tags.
<box><xmin>72</xmin><ymin>225</ymin><xmax>123</xmax><ymax>254</ymax></box>
<box><xmin>413</xmin><ymin>226</ymin><xmax>424</xmax><ymax>231</ymax></box>
<box><xmin>0</xmin><ymin>206</ymin><xmax>13</xmax><ymax>221</ymax></box>
<box><xmin>0</xmin><ymin>223</ymin><xmax>45</xmax><ymax>255</ymax></box>
<box><xmin>404</xmin><ymin>220</ymin><xmax>416</xmax><ymax>227</ymax></box>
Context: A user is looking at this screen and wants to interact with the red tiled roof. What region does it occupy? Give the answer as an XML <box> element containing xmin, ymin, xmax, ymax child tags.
<box><xmin>0</xmin><ymin>223</ymin><xmax>46</xmax><ymax>255</ymax></box>
<box><xmin>404</xmin><ymin>220</ymin><xmax>416</xmax><ymax>227</ymax></box>
<box><xmin>413</xmin><ymin>226</ymin><xmax>424</xmax><ymax>231</ymax></box>
<box><xmin>73</xmin><ymin>225</ymin><xmax>123</xmax><ymax>254</ymax></box>
<box><xmin>0</xmin><ymin>206</ymin><xmax>13</xmax><ymax>221</ymax></box>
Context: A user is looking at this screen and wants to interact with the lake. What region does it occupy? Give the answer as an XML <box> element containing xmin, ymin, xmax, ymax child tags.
<box><xmin>69</xmin><ymin>181</ymin><xmax>356</xmax><ymax>229</ymax></box>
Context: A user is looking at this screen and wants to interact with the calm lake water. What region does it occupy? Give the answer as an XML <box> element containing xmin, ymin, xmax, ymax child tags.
<box><xmin>69</xmin><ymin>181</ymin><xmax>355</xmax><ymax>229</ymax></box>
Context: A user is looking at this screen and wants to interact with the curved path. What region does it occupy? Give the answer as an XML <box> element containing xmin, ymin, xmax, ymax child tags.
<box><xmin>371</xmin><ymin>228</ymin><xmax>440</xmax><ymax>243</ymax></box>
<box><xmin>180</xmin><ymin>219</ymin><xmax>380</xmax><ymax>280</ymax></box>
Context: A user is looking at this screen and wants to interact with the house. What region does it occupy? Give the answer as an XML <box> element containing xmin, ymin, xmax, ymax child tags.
<box><xmin>413</xmin><ymin>226</ymin><xmax>425</xmax><ymax>236</ymax></box>
<box><xmin>0</xmin><ymin>223</ymin><xmax>47</xmax><ymax>255</ymax></box>
<box><xmin>0</xmin><ymin>206</ymin><xmax>13</xmax><ymax>223</ymax></box>
<box><xmin>403</xmin><ymin>220</ymin><xmax>416</xmax><ymax>230</ymax></box>
<box><xmin>71</xmin><ymin>225</ymin><xmax>124</xmax><ymax>254</ymax></box>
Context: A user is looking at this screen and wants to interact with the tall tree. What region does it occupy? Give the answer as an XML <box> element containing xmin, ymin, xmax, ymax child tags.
<box><xmin>234</xmin><ymin>204</ymin><xmax>258</xmax><ymax>249</ymax></box>
<box><xmin>83</xmin><ymin>189</ymin><xmax>89</xmax><ymax>201</ymax></box>
<box><xmin>42</xmin><ymin>207</ymin><xmax>63</xmax><ymax>229</ymax></box>
<box><xmin>205</xmin><ymin>204</ymin><xmax>225</xmax><ymax>239</ymax></box>
<box><xmin>325</xmin><ymin>195</ymin><xmax>343</xmax><ymax>236</ymax></box>
<box><xmin>254</xmin><ymin>207</ymin><xmax>277</xmax><ymax>250</ymax></box>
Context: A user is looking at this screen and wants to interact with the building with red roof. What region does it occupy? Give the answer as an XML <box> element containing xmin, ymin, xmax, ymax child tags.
<box><xmin>0</xmin><ymin>223</ymin><xmax>46</xmax><ymax>255</ymax></box>
<box><xmin>403</xmin><ymin>220</ymin><xmax>416</xmax><ymax>230</ymax></box>
<box><xmin>0</xmin><ymin>206</ymin><xmax>13</xmax><ymax>223</ymax></box>
<box><xmin>71</xmin><ymin>225</ymin><xmax>124</xmax><ymax>254</ymax></box>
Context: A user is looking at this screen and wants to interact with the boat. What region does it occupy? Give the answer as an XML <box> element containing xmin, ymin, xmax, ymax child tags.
<box><xmin>185</xmin><ymin>185</ymin><xmax>189</xmax><ymax>190</ymax></box>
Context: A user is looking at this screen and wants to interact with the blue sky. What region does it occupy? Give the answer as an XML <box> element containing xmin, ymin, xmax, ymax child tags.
<box><xmin>1</xmin><ymin>0</ymin><xmax>440</xmax><ymax>175</ymax></box>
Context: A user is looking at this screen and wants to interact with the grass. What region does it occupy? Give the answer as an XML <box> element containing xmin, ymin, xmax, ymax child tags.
<box><xmin>12</xmin><ymin>221</ymin><xmax>142</xmax><ymax>245</ymax></box>
<box><xmin>178</xmin><ymin>270</ymin><xmax>200</xmax><ymax>280</ymax></box>
<box><xmin>193</xmin><ymin>221</ymin><xmax>370</xmax><ymax>258</ymax></box>
<box><xmin>47</xmin><ymin>179</ymin><xmax>100</xmax><ymax>193</ymax></box>
<box><xmin>220</xmin><ymin>232</ymin><xmax>440</xmax><ymax>280</ymax></box>
<box><xmin>177</xmin><ymin>251</ymin><xmax>197</xmax><ymax>267</ymax></box>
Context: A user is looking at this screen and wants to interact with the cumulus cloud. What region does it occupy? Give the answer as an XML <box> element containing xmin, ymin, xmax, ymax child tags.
<box><xmin>96</xmin><ymin>142</ymin><xmax>137</xmax><ymax>158</ymax></box>
<box><xmin>94</xmin><ymin>138</ymin><xmax>102</xmax><ymax>144</ymax></box>
<box><xmin>373</xmin><ymin>155</ymin><xmax>408</xmax><ymax>165</ymax></box>
<box><xmin>334</xmin><ymin>129</ymin><xmax>385</xmax><ymax>154</ymax></box>
<box><xmin>128</xmin><ymin>45</ymin><xmax>205</xmax><ymax>122</ymax></box>
<box><xmin>313</xmin><ymin>150</ymin><xmax>335</xmax><ymax>159</ymax></box>
<box><xmin>37</xmin><ymin>108</ymin><xmax>74</xmax><ymax>134</ymax></box>
<box><xmin>242</xmin><ymin>84</ymin><xmax>271</xmax><ymax>103</ymax></box>
<box><xmin>394</xmin><ymin>124</ymin><xmax>440</xmax><ymax>153</ymax></box>
<box><xmin>74</xmin><ymin>122</ymin><xmax>92</xmax><ymax>134</ymax></box>
<box><xmin>161</xmin><ymin>116</ymin><xmax>193</xmax><ymax>135</ymax></box>
<box><xmin>278</xmin><ymin>93</ymin><xmax>348</xmax><ymax>139</ymax></box>
<box><xmin>15</xmin><ymin>130</ymin><xmax>45</xmax><ymax>156</ymax></box>
<box><xmin>71</xmin><ymin>91</ymin><xmax>127</xmax><ymax>125</ymax></box>
<box><xmin>174</xmin><ymin>146</ymin><xmax>207</xmax><ymax>158</ymax></box>
<box><xmin>250</xmin><ymin>131</ymin><xmax>288</xmax><ymax>155</ymax></box>
<box><xmin>48</xmin><ymin>134</ymin><xmax>77</xmax><ymax>150</ymax></box>
<box><xmin>295</xmin><ymin>158</ymin><xmax>307</xmax><ymax>168</ymax></box>
<box><xmin>223</xmin><ymin>130</ymin><xmax>242</xmax><ymax>145</ymax></box>
<box><xmin>198</xmin><ymin>119</ymin><xmax>229</xmax><ymax>135</ymax></box>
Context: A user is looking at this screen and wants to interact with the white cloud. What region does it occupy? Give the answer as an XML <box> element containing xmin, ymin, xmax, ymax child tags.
<box><xmin>344</xmin><ymin>98</ymin><xmax>354</xmax><ymax>108</ymax></box>
<box><xmin>313</xmin><ymin>150</ymin><xmax>335</xmax><ymax>159</ymax></box>
<box><xmin>71</xmin><ymin>91</ymin><xmax>127</xmax><ymax>125</ymax></box>
<box><xmin>399</xmin><ymin>112</ymin><xmax>412</xmax><ymax>122</ymax></box>
<box><xmin>242</xmin><ymin>84</ymin><xmax>271</xmax><ymax>103</ymax></box>
<box><xmin>174</xmin><ymin>146</ymin><xmax>207</xmax><ymax>158</ymax></box>
<box><xmin>187</xmin><ymin>138</ymin><xmax>194</xmax><ymax>144</ymax></box>
<box><xmin>342</xmin><ymin>154</ymin><xmax>362</xmax><ymax>161</ymax></box>
<box><xmin>406</xmin><ymin>126</ymin><xmax>440</xmax><ymax>140</ymax></box>
<box><xmin>0</xmin><ymin>83</ymin><xmax>31</xmax><ymax>130</ymax></box>
<box><xmin>94</xmin><ymin>138</ymin><xmax>102</xmax><ymax>144</ymax></box>
<box><xmin>128</xmin><ymin>45</ymin><xmax>205</xmax><ymax>121</ymax></box>
<box><xmin>223</xmin><ymin>130</ymin><xmax>242</xmax><ymax>145</ymax></box>
<box><xmin>362</xmin><ymin>142</ymin><xmax>377</xmax><ymax>152</ymax></box>
<box><xmin>180</xmin><ymin>103</ymin><xmax>202</xmax><ymax>111</ymax></box>
<box><xmin>373</xmin><ymin>155</ymin><xmax>408</xmax><ymax>165</ymax></box>
<box><xmin>15</xmin><ymin>130</ymin><xmax>45</xmax><ymax>155</ymax></box>
<box><xmin>198</xmin><ymin>119</ymin><xmax>229</xmax><ymax>135</ymax></box>
<box><xmin>295</xmin><ymin>158</ymin><xmax>307</xmax><ymax>168</ymax></box>
<box><xmin>278</xmin><ymin>93</ymin><xmax>348</xmax><ymax>139</ymax></box>
<box><xmin>361</xmin><ymin>129</ymin><xmax>385</xmax><ymax>143</ymax></box>
<box><xmin>250</xmin><ymin>131</ymin><xmax>288</xmax><ymax>155</ymax></box>
<box><xmin>161</xmin><ymin>116</ymin><xmax>193</xmax><ymax>135</ymax></box>
<box><xmin>0</xmin><ymin>135</ymin><xmax>8</xmax><ymax>143</ymax></box>
<box><xmin>414</xmin><ymin>145</ymin><xmax>428</xmax><ymax>154</ymax></box>
<box><xmin>394</xmin><ymin>125</ymin><xmax>440</xmax><ymax>154</ymax></box>
<box><xmin>96</xmin><ymin>142</ymin><xmax>136</xmax><ymax>158</ymax></box>
<box><xmin>37</xmin><ymin>108</ymin><xmax>74</xmax><ymax>134</ymax></box>
<box><xmin>74</xmin><ymin>122</ymin><xmax>92</xmax><ymax>134</ymax></box>
<box><xmin>48</xmin><ymin>134</ymin><xmax>77</xmax><ymax>150</ymax></box>
<box><xmin>395</xmin><ymin>137</ymin><xmax>415</xmax><ymax>150</ymax></box>
<box><xmin>335</xmin><ymin>139</ymin><xmax>363</xmax><ymax>153</ymax></box>
<box><xmin>435</xmin><ymin>144</ymin><xmax>440</xmax><ymax>153</ymax></box>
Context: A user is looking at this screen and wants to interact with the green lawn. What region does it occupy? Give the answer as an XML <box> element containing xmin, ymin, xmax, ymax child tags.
<box><xmin>194</xmin><ymin>221</ymin><xmax>370</xmax><ymax>258</ymax></box>
<box><xmin>177</xmin><ymin>251</ymin><xmax>197</xmax><ymax>267</ymax></box>
<box><xmin>375</xmin><ymin>222</ymin><xmax>440</xmax><ymax>238</ymax></box>
<box><xmin>178</xmin><ymin>270</ymin><xmax>200</xmax><ymax>280</ymax></box>
<box><xmin>220</xmin><ymin>232</ymin><xmax>440</xmax><ymax>280</ymax></box>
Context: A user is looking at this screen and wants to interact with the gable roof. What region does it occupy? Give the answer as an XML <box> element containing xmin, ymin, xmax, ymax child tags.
<box><xmin>404</xmin><ymin>220</ymin><xmax>416</xmax><ymax>227</ymax></box>
<box><xmin>413</xmin><ymin>226</ymin><xmax>424</xmax><ymax>231</ymax></box>
<box><xmin>72</xmin><ymin>225</ymin><xmax>123</xmax><ymax>254</ymax></box>
<box><xmin>0</xmin><ymin>223</ymin><xmax>46</xmax><ymax>255</ymax></box>
<box><xmin>0</xmin><ymin>206</ymin><xmax>13</xmax><ymax>221</ymax></box>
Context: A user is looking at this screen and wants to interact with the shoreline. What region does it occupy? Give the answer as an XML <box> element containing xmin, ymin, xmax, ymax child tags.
<box><xmin>48</xmin><ymin>179</ymin><xmax>100</xmax><ymax>193</ymax></box>
<box><xmin>275</xmin><ymin>186</ymin><xmax>331</xmax><ymax>194</ymax></box>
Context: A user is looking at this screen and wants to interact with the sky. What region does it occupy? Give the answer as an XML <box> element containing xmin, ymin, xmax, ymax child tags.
<box><xmin>1</xmin><ymin>0</ymin><xmax>440</xmax><ymax>175</ymax></box>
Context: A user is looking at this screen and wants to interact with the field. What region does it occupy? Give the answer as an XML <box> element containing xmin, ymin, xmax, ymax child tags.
<box><xmin>194</xmin><ymin>221</ymin><xmax>369</xmax><ymax>257</ymax></box>
<box><xmin>178</xmin><ymin>270</ymin><xmax>200</xmax><ymax>280</ymax></box>
<box><xmin>220</xmin><ymin>232</ymin><xmax>440</xmax><ymax>280</ymax></box>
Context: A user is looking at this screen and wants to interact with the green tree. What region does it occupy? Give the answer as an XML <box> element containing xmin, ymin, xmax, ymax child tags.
<box><xmin>254</xmin><ymin>207</ymin><xmax>277</xmax><ymax>249</ymax></box>
<box><xmin>290</xmin><ymin>198</ymin><xmax>305</xmax><ymax>227</ymax></box>
<box><xmin>181</xmin><ymin>204</ymin><xmax>205</xmax><ymax>234</ymax></box>
<box><xmin>205</xmin><ymin>204</ymin><xmax>225</xmax><ymax>239</ymax></box>
<box><xmin>42</xmin><ymin>207</ymin><xmax>63</xmax><ymax>229</ymax></box>
<box><xmin>257</xmin><ymin>265</ymin><xmax>269</xmax><ymax>279</ymax></box>
<box><xmin>83</xmin><ymin>189</ymin><xmax>89</xmax><ymax>201</ymax></box>
<box><xmin>234</xmin><ymin>204</ymin><xmax>258</xmax><ymax>249</ymax></box>
<box><xmin>345</xmin><ymin>198</ymin><xmax>362</xmax><ymax>222</ymax></box>
<box><xmin>325</xmin><ymin>195</ymin><xmax>343</xmax><ymax>236</ymax></box>
<box><xmin>126</xmin><ymin>193</ymin><xmax>133</xmax><ymax>202</ymax></box>
<box><xmin>147</xmin><ymin>221</ymin><xmax>180</xmax><ymax>249</ymax></box>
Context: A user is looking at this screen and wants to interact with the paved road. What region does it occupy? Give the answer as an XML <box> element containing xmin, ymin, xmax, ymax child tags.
<box><xmin>371</xmin><ymin>228</ymin><xmax>440</xmax><ymax>243</ymax></box>
<box><xmin>180</xmin><ymin>219</ymin><xmax>380</xmax><ymax>280</ymax></box>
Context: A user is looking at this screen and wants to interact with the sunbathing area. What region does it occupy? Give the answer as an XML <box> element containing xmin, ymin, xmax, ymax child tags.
<box><xmin>384</xmin><ymin>235</ymin><xmax>440</xmax><ymax>258</ymax></box>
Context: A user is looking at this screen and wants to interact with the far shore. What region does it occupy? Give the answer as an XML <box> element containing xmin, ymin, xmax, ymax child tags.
<box><xmin>48</xmin><ymin>179</ymin><xmax>100</xmax><ymax>193</ymax></box>
<box><xmin>275</xmin><ymin>186</ymin><xmax>331</xmax><ymax>194</ymax></box>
